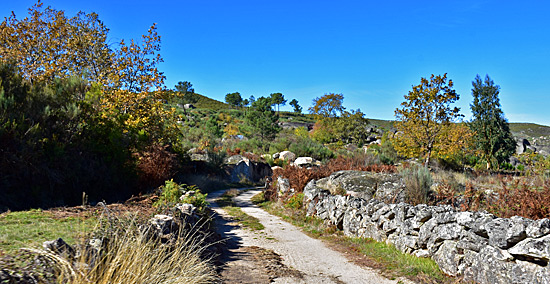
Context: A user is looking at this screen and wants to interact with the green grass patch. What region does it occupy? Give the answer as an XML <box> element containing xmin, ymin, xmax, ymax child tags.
<box><xmin>344</xmin><ymin>238</ymin><xmax>443</xmax><ymax>280</ymax></box>
<box><xmin>260</xmin><ymin>201</ymin><xmax>452</xmax><ymax>283</ymax></box>
<box><xmin>0</xmin><ymin>209</ymin><xmax>97</xmax><ymax>255</ymax></box>
<box><xmin>250</xmin><ymin>191</ymin><xmax>267</xmax><ymax>205</ymax></box>
<box><xmin>222</xmin><ymin>206</ymin><xmax>264</xmax><ymax>231</ymax></box>
<box><xmin>217</xmin><ymin>189</ymin><xmax>264</xmax><ymax>231</ymax></box>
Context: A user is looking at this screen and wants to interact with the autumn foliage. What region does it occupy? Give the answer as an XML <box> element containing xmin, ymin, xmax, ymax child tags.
<box><xmin>0</xmin><ymin>1</ymin><xmax>178</xmax><ymax>210</ymax></box>
<box><xmin>487</xmin><ymin>177</ymin><xmax>550</xmax><ymax>219</ymax></box>
<box><xmin>393</xmin><ymin>74</ymin><xmax>464</xmax><ymax>165</ymax></box>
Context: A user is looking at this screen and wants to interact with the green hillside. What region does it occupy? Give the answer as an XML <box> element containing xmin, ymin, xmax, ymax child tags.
<box><xmin>186</xmin><ymin>93</ymin><xmax>550</xmax><ymax>142</ymax></box>
<box><xmin>193</xmin><ymin>93</ymin><xmax>231</xmax><ymax>110</ymax></box>
<box><xmin>509</xmin><ymin>123</ymin><xmax>550</xmax><ymax>138</ymax></box>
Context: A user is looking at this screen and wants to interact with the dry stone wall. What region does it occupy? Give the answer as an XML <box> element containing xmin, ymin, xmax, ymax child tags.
<box><xmin>303</xmin><ymin>179</ymin><xmax>550</xmax><ymax>284</ymax></box>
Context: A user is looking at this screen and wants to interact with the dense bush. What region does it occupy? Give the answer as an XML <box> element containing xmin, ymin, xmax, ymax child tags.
<box><xmin>153</xmin><ymin>180</ymin><xmax>208</xmax><ymax>212</ymax></box>
<box><xmin>0</xmin><ymin>64</ymin><xmax>140</xmax><ymax>210</ymax></box>
<box><xmin>399</xmin><ymin>164</ymin><xmax>432</xmax><ymax>205</ymax></box>
<box><xmin>487</xmin><ymin>177</ymin><xmax>550</xmax><ymax>219</ymax></box>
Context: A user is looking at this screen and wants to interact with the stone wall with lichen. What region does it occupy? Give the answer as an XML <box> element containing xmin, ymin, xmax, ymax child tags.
<box><xmin>303</xmin><ymin>178</ymin><xmax>550</xmax><ymax>284</ymax></box>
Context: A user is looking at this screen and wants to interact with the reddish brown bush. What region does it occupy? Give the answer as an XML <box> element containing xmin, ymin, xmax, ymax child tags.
<box><xmin>435</xmin><ymin>181</ymin><xmax>485</xmax><ymax>212</ymax></box>
<box><xmin>134</xmin><ymin>144</ymin><xmax>179</xmax><ymax>190</ymax></box>
<box><xmin>487</xmin><ymin>177</ymin><xmax>550</xmax><ymax>219</ymax></box>
<box><xmin>226</xmin><ymin>147</ymin><xmax>242</xmax><ymax>156</ymax></box>
<box><xmin>266</xmin><ymin>156</ymin><xmax>396</xmax><ymax>201</ymax></box>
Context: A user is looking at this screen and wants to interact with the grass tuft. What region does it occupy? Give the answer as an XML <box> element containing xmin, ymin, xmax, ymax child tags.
<box><xmin>217</xmin><ymin>189</ymin><xmax>265</xmax><ymax>231</ymax></box>
<box><xmin>26</xmin><ymin>216</ymin><xmax>217</xmax><ymax>284</ymax></box>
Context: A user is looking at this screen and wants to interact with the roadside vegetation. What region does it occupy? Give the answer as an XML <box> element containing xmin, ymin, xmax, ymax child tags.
<box><xmin>217</xmin><ymin>189</ymin><xmax>265</xmax><ymax>231</ymax></box>
<box><xmin>1</xmin><ymin>1</ymin><xmax>550</xmax><ymax>283</ymax></box>
<box><xmin>259</xmin><ymin>197</ymin><xmax>452</xmax><ymax>283</ymax></box>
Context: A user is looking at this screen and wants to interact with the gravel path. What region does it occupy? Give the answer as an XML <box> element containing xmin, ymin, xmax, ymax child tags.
<box><xmin>209</xmin><ymin>188</ymin><xmax>410</xmax><ymax>284</ymax></box>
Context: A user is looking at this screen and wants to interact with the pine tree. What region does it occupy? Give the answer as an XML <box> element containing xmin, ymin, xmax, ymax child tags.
<box><xmin>469</xmin><ymin>74</ymin><xmax>516</xmax><ymax>170</ymax></box>
<box><xmin>244</xmin><ymin>96</ymin><xmax>280</xmax><ymax>143</ymax></box>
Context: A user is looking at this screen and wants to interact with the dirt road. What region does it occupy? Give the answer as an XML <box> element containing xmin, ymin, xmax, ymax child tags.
<box><xmin>209</xmin><ymin>188</ymin><xmax>411</xmax><ymax>284</ymax></box>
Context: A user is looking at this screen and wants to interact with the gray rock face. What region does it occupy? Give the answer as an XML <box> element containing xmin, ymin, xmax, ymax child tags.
<box><xmin>485</xmin><ymin>217</ymin><xmax>529</xmax><ymax>249</ymax></box>
<box><xmin>527</xmin><ymin>218</ymin><xmax>550</xmax><ymax>238</ymax></box>
<box><xmin>293</xmin><ymin>156</ymin><xmax>316</xmax><ymax>167</ymax></box>
<box><xmin>509</xmin><ymin>235</ymin><xmax>550</xmax><ymax>262</ymax></box>
<box><xmin>188</xmin><ymin>148</ymin><xmax>210</xmax><ymax>162</ymax></box>
<box><xmin>227</xmin><ymin>160</ymin><xmax>272</xmax><ymax>183</ymax></box>
<box><xmin>302</xmin><ymin>173</ymin><xmax>550</xmax><ymax>284</ymax></box>
<box><xmin>278</xmin><ymin>151</ymin><xmax>296</xmax><ymax>162</ymax></box>
<box><xmin>432</xmin><ymin>240</ymin><xmax>462</xmax><ymax>276</ymax></box>
<box><xmin>149</xmin><ymin>214</ymin><xmax>179</xmax><ymax>236</ymax></box>
<box><xmin>315</xmin><ymin>170</ymin><xmax>404</xmax><ymax>202</ymax></box>
<box><xmin>277</xmin><ymin>176</ymin><xmax>292</xmax><ymax>197</ymax></box>
<box><xmin>226</xmin><ymin>154</ymin><xmax>249</xmax><ymax>165</ymax></box>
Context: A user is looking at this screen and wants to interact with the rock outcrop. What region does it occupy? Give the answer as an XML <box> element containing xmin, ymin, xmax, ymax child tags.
<box><xmin>303</xmin><ymin>178</ymin><xmax>550</xmax><ymax>284</ymax></box>
<box><xmin>226</xmin><ymin>155</ymin><xmax>272</xmax><ymax>183</ymax></box>
<box><xmin>314</xmin><ymin>170</ymin><xmax>405</xmax><ymax>202</ymax></box>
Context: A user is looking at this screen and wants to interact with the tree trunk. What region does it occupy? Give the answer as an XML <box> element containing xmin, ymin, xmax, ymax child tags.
<box><xmin>425</xmin><ymin>150</ymin><xmax>431</xmax><ymax>167</ymax></box>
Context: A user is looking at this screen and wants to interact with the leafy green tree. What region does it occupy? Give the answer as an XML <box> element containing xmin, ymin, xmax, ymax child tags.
<box><xmin>174</xmin><ymin>81</ymin><xmax>194</xmax><ymax>93</ymax></box>
<box><xmin>289</xmin><ymin>99</ymin><xmax>302</xmax><ymax>113</ymax></box>
<box><xmin>334</xmin><ymin>109</ymin><xmax>370</xmax><ymax>144</ymax></box>
<box><xmin>0</xmin><ymin>2</ymin><xmax>173</xmax><ymax>142</ymax></box>
<box><xmin>394</xmin><ymin>74</ymin><xmax>463</xmax><ymax>166</ymax></box>
<box><xmin>244</xmin><ymin>96</ymin><xmax>280</xmax><ymax>143</ymax></box>
<box><xmin>309</xmin><ymin>93</ymin><xmax>345</xmax><ymax>118</ymax></box>
<box><xmin>248</xmin><ymin>95</ymin><xmax>256</xmax><ymax>105</ymax></box>
<box><xmin>469</xmin><ymin>74</ymin><xmax>516</xmax><ymax>170</ymax></box>
<box><xmin>174</xmin><ymin>81</ymin><xmax>198</xmax><ymax>104</ymax></box>
<box><xmin>269</xmin><ymin>92</ymin><xmax>286</xmax><ymax>113</ymax></box>
<box><xmin>225</xmin><ymin>92</ymin><xmax>243</xmax><ymax>108</ymax></box>
<box><xmin>205</xmin><ymin>115</ymin><xmax>223</xmax><ymax>138</ymax></box>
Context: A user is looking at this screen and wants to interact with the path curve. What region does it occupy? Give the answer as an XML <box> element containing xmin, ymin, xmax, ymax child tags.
<box><xmin>209</xmin><ymin>188</ymin><xmax>410</xmax><ymax>284</ymax></box>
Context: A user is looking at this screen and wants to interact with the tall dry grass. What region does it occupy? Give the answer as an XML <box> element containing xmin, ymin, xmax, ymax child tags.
<box><xmin>25</xmin><ymin>217</ymin><xmax>217</xmax><ymax>284</ymax></box>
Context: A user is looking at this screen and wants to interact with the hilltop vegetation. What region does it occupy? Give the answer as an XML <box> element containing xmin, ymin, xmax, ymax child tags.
<box><xmin>1</xmin><ymin>1</ymin><xmax>549</xmax><ymax>214</ymax></box>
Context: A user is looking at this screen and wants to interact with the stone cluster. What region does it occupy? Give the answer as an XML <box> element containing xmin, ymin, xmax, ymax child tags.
<box><xmin>304</xmin><ymin>179</ymin><xmax>550</xmax><ymax>284</ymax></box>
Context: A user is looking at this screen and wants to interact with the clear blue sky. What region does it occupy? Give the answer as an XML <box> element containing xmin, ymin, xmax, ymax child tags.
<box><xmin>2</xmin><ymin>1</ymin><xmax>549</xmax><ymax>125</ymax></box>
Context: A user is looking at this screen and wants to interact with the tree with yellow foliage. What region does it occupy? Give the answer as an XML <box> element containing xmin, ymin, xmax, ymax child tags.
<box><xmin>0</xmin><ymin>1</ymin><xmax>172</xmax><ymax>142</ymax></box>
<box><xmin>393</xmin><ymin>74</ymin><xmax>464</xmax><ymax>166</ymax></box>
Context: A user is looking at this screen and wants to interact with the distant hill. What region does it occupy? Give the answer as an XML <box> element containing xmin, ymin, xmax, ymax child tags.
<box><xmin>193</xmin><ymin>93</ymin><xmax>230</xmax><ymax>110</ymax></box>
<box><xmin>185</xmin><ymin>93</ymin><xmax>550</xmax><ymax>150</ymax></box>
<box><xmin>509</xmin><ymin>123</ymin><xmax>550</xmax><ymax>138</ymax></box>
<box><xmin>509</xmin><ymin>123</ymin><xmax>550</xmax><ymax>155</ymax></box>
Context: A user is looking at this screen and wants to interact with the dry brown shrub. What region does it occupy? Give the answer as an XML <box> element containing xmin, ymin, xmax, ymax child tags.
<box><xmin>266</xmin><ymin>156</ymin><xmax>396</xmax><ymax>201</ymax></box>
<box><xmin>487</xmin><ymin>177</ymin><xmax>550</xmax><ymax>219</ymax></box>
<box><xmin>134</xmin><ymin>144</ymin><xmax>179</xmax><ymax>189</ymax></box>
<box><xmin>435</xmin><ymin>182</ymin><xmax>485</xmax><ymax>212</ymax></box>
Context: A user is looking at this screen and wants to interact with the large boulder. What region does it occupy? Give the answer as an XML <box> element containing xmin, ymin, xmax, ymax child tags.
<box><xmin>276</xmin><ymin>176</ymin><xmax>292</xmax><ymax>197</ymax></box>
<box><xmin>149</xmin><ymin>214</ymin><xmax>179</xmax><ymax>236</ymax></box>
<box><xmin>279</xmin><ymin>151</ymin><xmax>296</xmax><ymax>162</ymax></box>
<box><xmin>227</xmin><ymin>160</ymin><xmax>272</xmax><ymax>183</ymax></box>
<box><xmin>43</xmin><ymin>238</ymin><xmax>76</xmax><ymax>259</ymax></box>
<box><xmin>484</xmin><ymin>216</ymin><xmax>530</xmax><ymax>249</ymax></box>
<box><xmin>508</xmin><ymin>234</ymin><xmax>550</xmax><ymax>263</ymax></box>
<box><xmin>314</xmin><ymin>170</ymin><xmax>405</xmax><ymax>202</ymax></box>
<box><xmin>188</xmin><ymin>148</ymin><xmax>210</xmax><ymax>162</ymax></box>
<box><xmin>293</xmin><ymin>157</ymin><xmax>316</xmax><ymax>167</ymax></box>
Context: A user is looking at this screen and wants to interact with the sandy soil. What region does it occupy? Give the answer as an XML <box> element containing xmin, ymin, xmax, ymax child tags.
<box><xmin>209</xmin><ymin>188</ymin><xmax>413</xmax><ymax>284</ymax></box>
